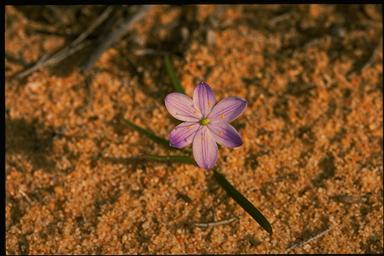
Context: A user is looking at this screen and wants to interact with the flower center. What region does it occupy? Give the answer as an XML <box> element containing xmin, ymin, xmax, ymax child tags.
<box><xmin>200</xmin><ymin>118</ymin><xmax>210</xmax><ymax>126</ymax></box>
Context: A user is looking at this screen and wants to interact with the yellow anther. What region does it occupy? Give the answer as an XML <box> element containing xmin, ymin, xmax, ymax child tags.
<box><xmin>200</xmin><ymin>118</ymin><xmax>210</xmax><ymax>126</ymax></box>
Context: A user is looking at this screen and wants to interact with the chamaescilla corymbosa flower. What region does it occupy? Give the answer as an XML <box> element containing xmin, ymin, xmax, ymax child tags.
<box><xmin>164</xmin><ymin>82</ymin><xmax>247</xmax><ymax>169</ymax></box>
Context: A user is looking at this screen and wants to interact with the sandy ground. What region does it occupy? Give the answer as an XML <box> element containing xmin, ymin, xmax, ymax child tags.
<box><xmin>5</xmin><ymin>5</ymin><xmax>383</xmax><ymax>254</ymax></box>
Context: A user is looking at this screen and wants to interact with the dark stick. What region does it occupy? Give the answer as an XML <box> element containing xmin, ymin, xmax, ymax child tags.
<box><xmin>14</xmin><ymin>6</ymin><xmax>114</xmax><ymax>79</ymax></box>
<box><xmin>76</xmin><ymin>73</ymin><xmax>94</xmax><ymax>114</ymax></box>
<box><xmin>14</xmin><ymin>53</ymin><xmax>50</xmax><ymax>79</ymax></box>
<box><xmin>71</xmin><ymin>6</ymin><xmax>115</xmax><ymax>47</ymax></box>
<box><xmin>14</xmin><ymin>41</ymin><xmax>90</xmax><ymax>79</ymax></box>
<box><xmin>81</xmin><ymin>5</ymin><xmax>152</xmax><ymax>72</ymax></box>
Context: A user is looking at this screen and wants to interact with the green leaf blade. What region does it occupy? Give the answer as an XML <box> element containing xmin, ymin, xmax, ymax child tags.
<box><xmin>143</xmin><ymin>154</ymin><xmax>195</xmax><ymax>164</ymax></box>
<box><xmin>125</xmin><ymin>119</ymin><xmax>170</xmax><ymax>148</ymax></box>
<box><xmin>164</xmin><ymin>55</ymin><xmax>185</xmax><ymax>94</ymax></box>
<box><xmin>213</xmin><ymin>169</ymin><xmax>273</xmax><ymax>235</ymax></box>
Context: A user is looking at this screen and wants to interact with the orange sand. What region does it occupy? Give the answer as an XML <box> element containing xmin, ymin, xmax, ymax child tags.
<box><xmin>6</xmin><ymin>5</ymin><xmax>383</xmax><ymax>254</ymax></box>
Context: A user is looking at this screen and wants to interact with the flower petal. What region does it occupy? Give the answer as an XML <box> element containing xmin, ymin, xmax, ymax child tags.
<box><xmin>208</xmin><ymin>122</ymin><xmax>243</xmax><ymax>148</ymax></box>
<box><xmin>208</xmin><ymin>97</ymin><xmax>247</xmax><ymax>122</ymax></box>
<box><xmin>193</xmin><ymin>82</ymin><xmax>216</xmax><ymax>117</ymax></box>
<box><xmin>193</xmin><ymin>126</ymin><xmax>218</xmax><ymax>169</ymax></box>
<box><xmin>165</xmin><ymin>92</ymin><xmax>202</xmax><ymax>121</ymax></box>
<box><xmin>169</xmin><ymin>122</ymin><xmax>200</xmax><ymax>148</ymax></box>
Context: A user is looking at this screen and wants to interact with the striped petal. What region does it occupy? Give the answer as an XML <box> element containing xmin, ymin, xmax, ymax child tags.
<box><xmin>193</xmin><ymin>82</ymin><xmax>216</xmax><ymax>117</ymax></box>
<box><xmin>169</xmin><ymin>122</ymin><xmax>200</xmax><ymax>148</ymax></box>
<box><xmin>208</xmin><ymin>97</ymin><xmax>247</xmax><ymax>122</ymax></box>
<box><xmin>192</xmin><ymin>126</ymin><xmax>218</xmax><ymax>169</ymax></box>
<box><xmin>165</xmin><ymin>92</ymin><xmax>202</xmax><ymax>121</ymax></box>
<box><xmin>208</xmin><ymin>122</ymin><xmax>243</xmax><ymax>148</ymax></box>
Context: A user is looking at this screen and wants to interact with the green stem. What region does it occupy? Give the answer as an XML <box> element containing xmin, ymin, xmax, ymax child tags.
<box><xmin>164</xmin><ymin>55</ymin><xmax>185</xmax><ymax>93</ymax></box>
<box><xmin>136</xmin><ymin>153</ymin><xmax>273</xmax><ymax>234</ymax></box>
<box><xmin>125</xmin><ymin>119</ymin><xmax>170</xmax><ymax>148</ymax></box>
<box><xmin>142</xmin><ymin>154</ymin><xmax>195</xmax><ymax>164</ymax></box>
<box><xmin>213</xmin><ymin>169</ymin><xmax>273</xmax><ymax>235</ymax></box>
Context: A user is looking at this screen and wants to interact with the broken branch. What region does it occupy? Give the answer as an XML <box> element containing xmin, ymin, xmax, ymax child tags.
<box><xmin>81</xmin><ymin>5</ymin><xmax>152</xmax><ymax>72</ymax></box>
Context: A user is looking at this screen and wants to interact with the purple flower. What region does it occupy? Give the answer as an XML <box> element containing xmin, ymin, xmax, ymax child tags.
<box><xmin>165</xmin><ymin>82</ymin><xmax>247</xmax><ymax>169</ymax></box>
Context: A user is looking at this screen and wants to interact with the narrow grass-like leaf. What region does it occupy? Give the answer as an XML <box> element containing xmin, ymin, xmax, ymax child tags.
<box><xmin>164</xmin><ymin>55</ymin><xmax>185</xmax><ymax>93</ymax></box>
<box><xmin>213</xmin><ymin>169</ymin><xmax>273</xmax><ymax>235</ymax></box>
<box><xmin>137</xmin><ymin>154</ymin><xmax>272</xmax><ymax>234</ymax></box>
<box><xmin>142</xmin><ymin>154</ymin><xmax>196</xmax><ymax>164</ymax></box>
<box><xmin>103</xmin><ymin>155</ymin><xmax>195</xmax><ymax>166</ymax></box>
<box><xmin>125</xmin><ymin>119</ymin><xmax>170</xmax><ymax>148</ymax></box>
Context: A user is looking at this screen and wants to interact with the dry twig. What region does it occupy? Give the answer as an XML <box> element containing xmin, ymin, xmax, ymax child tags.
<box><xmin>14</xmin><ymin>6</ymin><xmax>114</xmax><ymax>79</ymax></box>
<box><xmin>19</xmin><ymin>190</ymin><xmax>33</xmax><ymax>205</ymax></box>
<box><xmin>81</xmin><ymin>5</ymin><xmax>152</xmax><ymax>72</ymax></box>
<box><xmin>286</xmin><ymin>227</ymin><xmax>332</xmax><ymax>253</ymax></box>
<box><xmin>194</xmin><ymin>217</ymin><xmax>239</xmax><ymax>228</ymax></box>
<box><xmin>71</xmin><ymin>6</ymin><xmax>115</xmax><ymax>47</ymax></box>
<box><xmin>268</xmin><ymin>12</ymin><xmax>292</xmax><ymax>27</ymax></box>
<box><xmin>14</xmin><ymin>42</ymin><xmax>90</xmax><ymax>79</ymax></box>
